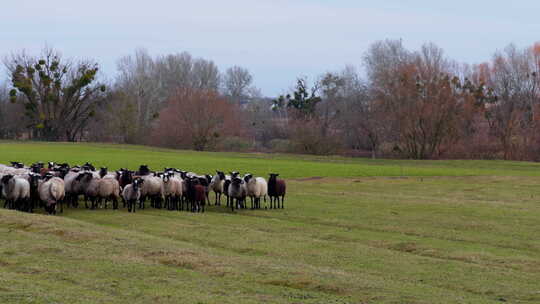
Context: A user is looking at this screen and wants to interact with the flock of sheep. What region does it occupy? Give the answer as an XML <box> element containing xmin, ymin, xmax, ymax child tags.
<box><xmin>0</xmin><ymin>161</ymin><xmax>287</xmax><ymax>215</ymax></box>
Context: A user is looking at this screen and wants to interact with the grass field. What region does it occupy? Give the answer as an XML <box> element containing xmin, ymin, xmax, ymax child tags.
<box><xmin>1</xmin><ymin>141</ymin><xmax>540</xmax><ymax>303</ymax></box>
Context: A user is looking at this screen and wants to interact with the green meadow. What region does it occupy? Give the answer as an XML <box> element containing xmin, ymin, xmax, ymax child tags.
<box><xmin>1</xmin><ymin>142</ymin><xmax>539</xmax><ymax>303</ymax></box>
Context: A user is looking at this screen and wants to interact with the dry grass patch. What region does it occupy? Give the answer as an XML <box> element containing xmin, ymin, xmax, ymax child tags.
<box><xmin>264</xmin><ymin>276</ymin><xmax>347</xmax><ymax>295</ymax></box>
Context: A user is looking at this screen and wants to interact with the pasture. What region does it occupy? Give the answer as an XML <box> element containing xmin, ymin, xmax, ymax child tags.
<box><xmin>1</xmin><ymin>142</ymin><xmax>540</xmax><ymax>303</ymax></box>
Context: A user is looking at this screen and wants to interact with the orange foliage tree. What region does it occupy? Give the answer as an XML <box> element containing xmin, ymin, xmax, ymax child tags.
<box><xmin>152</xmin><ymin>88</ymin><xmax>244</xmax><ymax>151</ymax></box>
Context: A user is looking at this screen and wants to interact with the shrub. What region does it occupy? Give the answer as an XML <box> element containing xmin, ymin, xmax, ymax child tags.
<box><xmin>217</xmin><ymin>136</ymin><xmax>252</xmax><ymax>152</ymax></box>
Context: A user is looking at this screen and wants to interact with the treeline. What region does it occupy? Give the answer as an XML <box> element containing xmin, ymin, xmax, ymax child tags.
<box><xmin>1</xmin><ymin>40</ymin><xmax>540</xmax><ymax>160</ymax></box>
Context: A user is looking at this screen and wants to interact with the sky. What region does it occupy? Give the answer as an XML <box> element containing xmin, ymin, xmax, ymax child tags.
<box><xmin>1</xmin><ymin>0</ymin><xmax>539</xmax><ymax>97</ymax></box>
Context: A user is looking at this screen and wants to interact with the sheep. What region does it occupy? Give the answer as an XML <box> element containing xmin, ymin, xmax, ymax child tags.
<box><xmin>118</xmin><ymin>170</ymin><xmax>134</xmax><ymax>190</ymax></box>
<box><xmin>96</xmin><ymin>177</ymin><xmax>121</xmax><ymax>209</ymax></box>
<box><xmin>0</xmin><ymin>175</ymin><xmax>3</xmax><ymax>194</ymax></box>
<box><xmin>122</xmin><ymin>178</ymin><xmax>144</xmax><ymax>213</ymax></box>
<box><xmin>162</xmin><ymin>173</ymin><xmax>183</xmax><ymax>210</ymax></box>
<box><xmin>39</xmin><ymin>174</ymin><xmax>65</xmax><ymax>215</ymax></box>
<box><xmin>28</xmin><ymin>173</ymin><xmax>41</xmax><ymax>212</ymax></box>
<box><xmin>139</xmin><ymin>175</ymin><xmax>164</xmax><ymax>209</ymax></box>
<box><xmin>75</xmin><ymin>172</ymin><xmax>100</xmax><ymax>209</ymax></box>
<box><xmin>243</xmin><ymin>174</ymin><xmax>268</xmax><ymax>209</ymax></box>
<box><xmin>1</xmin><ymin>174</ymin><xmax>30</xmax><ymax>211</ymax></box>
<box><xmin>199</xmin><ymin>175</ymin><xmax>212</xmax><ymax>202</ymax></box>
<box><xmin>223</xmin><ymin>178</ymin><xmax>232</xmax><ymax>207</ymax></box>
<box><xmin>85</xmin><ymin>176</ymin><xmax>101</xmax><ymax>209</ymax></box>
<box><xmin>185</xmin><ymin>177</ymin><xmax>206</xmax><ymax>212</ymax></box>
<box><xmin>30</xmin><ymin>163</ymin><xmax>43</xmax><ymax>174</ymax></box>
<box><xmin>137</xmin><ymin>164</ymin><xmax>151</xmax><ymax>176</ymax></box>
<box><xmin>82</xmin><ymin>162</ymin><xmax>96</xmax><ymax>171</ymax></box>
<box><xmin>209</xmin><ymin>171</ymin><xmax>226</xmax><ymax>205</ymax></box>
<box><xmin>228</xmin><ymin>177</ymin><xmax>247</xmax><ymax>212</ymax></box>
<box><xmin>10</xmin><ymin>161</ymin><xmax>25</xmax><ymax>169</ymax></box>
<box><xmin>268</xmin><ymin>173</ymin><xmax>286</xmax><ymax>209</ymax></box>
<box><xmin>99</xmin><ymin>167</ymin><xmax>118</xmax><ymax>180</ymax></box>
<box><xmin>64</xmin><ymin>170</ymin><xmax>83</xmax><ymax>207</ymax></box>
<box><xmin>223</xmin><ymin>171</ymin><xmax>239</xmax><ymax>207</ymax></box>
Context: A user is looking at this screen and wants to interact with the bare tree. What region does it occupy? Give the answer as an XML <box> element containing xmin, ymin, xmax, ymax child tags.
<box><xmin>115</xmin><ymin>48</ymin><xmax>162</xmax><ymax>142</ymax></box>
<box><xmin>482</xmin><ymin>44</ymin><xmax>540</xmax><ymax>159</ymax></box>
<box><xmin>114</xmin><ymin>49</ymin><xmax>222</xmax><ymax>143</ymax></box>
<box><xmin>223</xmin><ymin>66</ymin><xmax>254</xmax><ymax>103</ymax></box>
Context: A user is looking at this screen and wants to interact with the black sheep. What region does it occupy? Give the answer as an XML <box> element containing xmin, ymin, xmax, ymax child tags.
<box><xmin>268</xmin><ymin>173</ymin><xmax>286</xmax><ymax>209</ymax></box>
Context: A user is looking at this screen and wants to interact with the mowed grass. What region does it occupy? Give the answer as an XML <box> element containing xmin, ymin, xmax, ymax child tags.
<box><xmin>0</xmin><ymin>142</ymin><xmax>540</xmax><ymax>303</ymax></box>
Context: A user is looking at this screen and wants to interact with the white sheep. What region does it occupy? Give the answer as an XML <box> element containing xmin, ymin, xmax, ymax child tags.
<box><xmin>140</xmin><ymin>175</ymin><xmax>165</xmax><ymax>209</ymax></box>
<box><xmin>96</xmin><ymin>178</ymin><xmax>121</xmax><ymax>209</ymax></box>
<box><xmin>39</xmin><ymin>174</ymin><xmax>65</xmax><ymax>214</ymax></box>
<box><xmin>243</xmin><ymin>174</ymin><xmax>268</xmax><ymax>209</ymax></box>
<box><xmin>1</xmin><ymin>174</ymin><xmax>30</xmax><ymax>211</ymax></box>
<box><xmin>162</xmin><ymin>173</ymin><xmax>183</xmax><ymax>210</ymax></box>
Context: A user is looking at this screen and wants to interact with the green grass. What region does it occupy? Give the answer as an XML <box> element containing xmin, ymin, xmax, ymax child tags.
<box><xmin>0</xmin><ymin>142</ymin><xmax>539</xmax><ymax>303</ymax></box>
<box><xmin>2</xmin><ymin>141</ymin><xmax>540</xmax><ymax>178</ymax></box>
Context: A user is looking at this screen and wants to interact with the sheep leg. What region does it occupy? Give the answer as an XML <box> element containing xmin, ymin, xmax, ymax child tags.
<box><xmin>139</xmin><ymin>196</ymin><xmax>145</xmax><ymax>209</ymax></box>
<box><xmin>72</xmin><ymin>195</ymin><xmax>79</xmax><ymax>208</ymax></box>
<box><xmin>202</xmin><ymin>197</ymin><xmax>205</xmax><ymax>213</ymax></box>
<box><xmin>27</xmin><ymin>199</ymin><xmax>33</xmax><ymax>213</ymax></box>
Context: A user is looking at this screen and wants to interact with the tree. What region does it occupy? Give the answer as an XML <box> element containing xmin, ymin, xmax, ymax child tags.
<box><xmin>114</xmin><ymin>49</ymin><xmax>222</xmax><ymax>143</ymax></box>
<box><xmin>333</xmin><ymin>66</ymin><xmax>385</xmax><ymax>158</ymax></box>
<box><xmin>365</xmin><ymin>41</ymin><xmax>486</xmax><ymax>159</ymax></box>
<box><xmin>0</xmin><ymin>82</ymin><xmax>28</xmax><ymax>139</ymax></box>
<box><xmin>223</xmin><ymin>66</ymin><xmax>253</xmax><ymax>103</ymax></box>
<box><xmin>481</xmin><ymin>43</ymin><xmax>540</xmax><ymax>159</ymax></box>
<box><xmin>4</xmin><ymin>47</ymin><xmax>105</xmax><ymax>141</ymax></box>
<box><xmin>273</xmin><ymin>77</ymin><xmax>321</xmax><ymax>119</ymax></box>
<box><xmin>273</xmin><ymin>77</ymin><xmax>346</xmax><ymax>155</ymax></box>
<box><xmin>152</xmin><ymin>88</ymin><xmax>243</xmax><ymax>151</ymax></box>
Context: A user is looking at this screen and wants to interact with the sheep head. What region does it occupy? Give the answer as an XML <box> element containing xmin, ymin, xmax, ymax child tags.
<box><xmin>269</xmin><ymin>173</ymin><xmax>280</xmax><ymax>181</ymax></box>
<box><xmin>1</xmin><ymin>174</ymin><xmax>14</xmax><ymax>184</ymax></box>
<box><xmin>99</xmin><ymin>167</ymin><xmax>108</xmax><ymax>178</ymax></box>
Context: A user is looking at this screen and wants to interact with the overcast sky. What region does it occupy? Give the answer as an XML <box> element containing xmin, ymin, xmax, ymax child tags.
<box><xmin>1</xmin><ymin>1</ymin><xmax>539</xmax><ymax>96</ymax></box>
